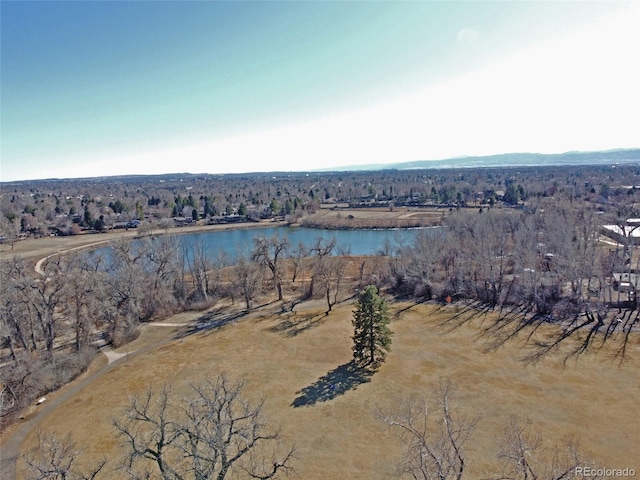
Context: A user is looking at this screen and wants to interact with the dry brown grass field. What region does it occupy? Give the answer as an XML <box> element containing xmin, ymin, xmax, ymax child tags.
<box><xmin>301</xmin><ymin>206</ymin><xmax>446</xmax><ymax>229</ymax></box>
<box><xmin>14</xmin><ymin>298</ymin><xmax>640</xmax><ymax>479</ymax></box>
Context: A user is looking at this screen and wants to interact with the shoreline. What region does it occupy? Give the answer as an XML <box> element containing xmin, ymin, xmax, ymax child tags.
<box><xmin>1</xmin><ymin>217</ymin><xmax>442</xmax><ymax>267</ymax></box>
<box><xmin>0</xmin><ymin>219</ymin><xmax>286</xmax><ymax>265</ymax></box>
<box><xmin>298</xmin><ymin>222</ymin><xmax>440</xmax><ymax>231</ymax></box>
<box><xmin>0</xmin><ymin>206</ymin><xmax>447</xmax><ymax>264</ymax></box>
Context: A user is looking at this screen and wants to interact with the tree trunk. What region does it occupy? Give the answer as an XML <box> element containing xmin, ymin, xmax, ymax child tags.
<box><xmin>369</xmin><ymin>320</ymin><xmax>375</xmax><ymax>364</ymax></box>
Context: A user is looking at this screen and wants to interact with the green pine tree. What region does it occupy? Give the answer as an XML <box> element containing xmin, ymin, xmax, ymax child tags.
<box><xmin>352</xmin><ymin>285</ymin><xmax>392</xmax><ymax>366</ymax></box>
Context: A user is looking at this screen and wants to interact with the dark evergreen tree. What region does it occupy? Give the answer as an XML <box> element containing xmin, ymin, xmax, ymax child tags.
<box><xmin>352</xmin><ymin>285</ymin><xmax>392</xmax><ymax>366</ymax></box>
<box><xmin>204</xmin><ymin>196</ymin><xmax>214</xmax><ymax>217</ymax></box>
<box><xmin>93</xmin><ymin>215</ymin><xmax>105</xmax><ymax>231</ymax></box>
<box><xmin>83</xmin><ymin>206</ymin><xmax>93</xmax><ymax>227</ymax></box>
<box><xmin>503</xmin><ymin>183</ymin><xmax>520</xmax><ymax>205</ymax></box>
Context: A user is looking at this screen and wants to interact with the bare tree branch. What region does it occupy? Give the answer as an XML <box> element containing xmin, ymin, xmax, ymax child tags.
<box><xmin>377</xmin><ymin>379</ymin><xmax>478</xmax><ymax>480</ymax></box>
<box><xmin>114</xmin><ymin>374</ymin><xmax>295</xmax><ymax>480</ymax></box>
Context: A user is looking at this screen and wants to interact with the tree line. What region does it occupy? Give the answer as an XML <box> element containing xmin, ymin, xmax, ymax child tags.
<box><xmin>2</xmin><ymin>163</ymin><xmax>638</xmax><ymax>242</ymax></box>
<box><xmin>0</xmin><ymin>233</ymin><xmax>357</xmax><ymax>419</ymax></box>
<box><xmin>3</xmin><ymin>193</ymin><xmax>639</xmax><ymax>419</ymax></box>
<box><xmin>390</xmin><ymin>197</ymin><xmax>639</xmax><ymax>361</ymax></box>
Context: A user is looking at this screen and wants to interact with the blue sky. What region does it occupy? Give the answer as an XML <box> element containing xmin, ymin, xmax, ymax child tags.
<box><xmin>1</xmin><ymin>1</ymin><xmax>639</xmax><ymax>181</ymax></box>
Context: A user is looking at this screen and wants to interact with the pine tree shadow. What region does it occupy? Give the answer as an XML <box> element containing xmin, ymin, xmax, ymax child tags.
<box><xmin>291</xmin><ymin>360</ymin><xmax>373</xmax><ymax>407</ymax></box>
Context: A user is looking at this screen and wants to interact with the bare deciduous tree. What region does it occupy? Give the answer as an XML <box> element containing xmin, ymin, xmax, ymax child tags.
<box><xmin>252</xmin><ymin>234</ymin><xmax>289</xmax><ymax>301</ymax></box>
<box><xmin>114</xmin><ymin>386</ymin><xmax>181</xmax><ymax>480</ymax></box>
<box><xmin>0</xmin><ymin>214</ymin><xmax>20</xmax><ymax>250</ymax></box>
<box><xmin>62</xmin><ymin>253</ymin><xmax>106</xmax><ymax>352</ymax></box>
<box><xmin>306</xmin><ymin>237</ymin><xmax>336</xmax><ymax>299</ymax></box>
<box><xmin>232</xmin><ymin>252</ymin><xmax>263</xmax><ymax>312</ymax></box>
<box><xmin>107</xmin><ymin>238</ymin><xmax>149</xmax><ymax>327</ymax></box>
<box><xmin>21</xmin><ymin>430</ymin><xmax>106</xmax><ymax>480</ymax></box>
<box><xmin>0</xmin><ymin>257</ymin><xmax>34</xmax><ymax>357</ymax></box>
<box><xmin>493</xmin><ymin>418</ymin><xmax>596</xmax><ymax>480</ymax></box>
<box><xmin>315</xmin><ymin>255</ymin><xmax>347</xmax><ymax>314</ymax></box>
<box><xmin>288</xmin><ymin>241</ymin><xmax>307</xmax><ymax>284</ymax></box>
<box><xmin>378</xmin><ymin>380</ymin><xmax>478</xmax><ymax>480</ymax></box>
<box><xmin>114</xmin><ymin>375</ymin><xmax>295</xmax><ymax>480</ymax></box>
<box><xmin>392</xmin><ymin>230</ymin><xmax>446</xmax><ymax>299</ymax></box>
<box><xmin>379</xmin><ymin>386</ymin><xmax>597</xmax><ymax>480</ymax></box>
<box><xmin>22</xmin><ymin>257</ymin><xmax>68</xmax><ymax>358</ymax></box>
<box><xmin>143</xmin><ymin>234</ymin><xmax>181</xmax><ymax>316</ymax></box>
<box><xmin>186</xmin><ymin>240</ymin><xmax>213</xmax><ymax>303</ymax></box>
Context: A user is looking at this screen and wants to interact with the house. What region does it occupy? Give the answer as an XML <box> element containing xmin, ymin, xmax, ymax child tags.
<box><xmin>601</xmin><ymin>221</ymin><xmax>640</xmax><ymax>245</ymax></box>
<box><xmin>612</xmin><ymin>273</ymin><xmax>639</xmax><ymax>292</ymax></box>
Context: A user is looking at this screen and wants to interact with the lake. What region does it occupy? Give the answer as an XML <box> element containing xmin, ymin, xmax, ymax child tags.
<box><xmin>93</xmin><ymin>225</ymin><xmax>437</xmax><ymax>263</ymax></box>
<box><xmin>177</xmin><ymin>225</ymin><xmax>434</xmax><ymax>259</ymax></box>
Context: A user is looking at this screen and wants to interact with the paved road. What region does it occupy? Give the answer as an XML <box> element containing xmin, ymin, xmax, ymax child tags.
<box><xmin>0</xmin><ymin>346</ymin><xmax>128</xmax><ymax>480</ymax></box>
<box><xmin>0</xmin><ymin>310</ymin><xmax>251</xmax><ymax>480</ymax></box>
<box><xmin>2</xmin><ymin>242</ymin><xmax>145</xmax><ymax>479</ymax></box>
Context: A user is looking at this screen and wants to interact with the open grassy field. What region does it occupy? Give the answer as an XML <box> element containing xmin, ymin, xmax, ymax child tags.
<box><xmin>301</xmin><ymin>206</ymin><xmax>446</xmax><ymax>229</ymax></box>
<box><xmin>15</xmin><ymin>299</ymin><xmax>640</xmax><ymax>479</ymax></box>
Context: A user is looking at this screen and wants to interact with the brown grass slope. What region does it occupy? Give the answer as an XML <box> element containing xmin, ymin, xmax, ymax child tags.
<box><xmin>16</xmin><ymin>300</ymin><xmax>640</xmax><ymax>479</ymax></box>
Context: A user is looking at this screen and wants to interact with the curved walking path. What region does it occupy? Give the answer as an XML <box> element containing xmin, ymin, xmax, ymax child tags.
<box><xmin>0</xmin><ymin>349</ymin><xmax>130</xmax><ymax>479</ymax></box>
<box><xmin>17</xmin><ymin>219</ymin><xmax>283</xmax><ymax>276</ymax></box>
<box><xmin>0</xmin><ymin>300</ymin><xmax>276</xmax><ymax>480</ymax></box>
<box><xmin>0</xmin><ymin>324</ymin><xmax>184</xmax><ymax>480</ymax></box>
<box><xmin>33</xmin><ymin>239</ymin><xmax>112</xmax><ymax>276</ymax></box>
<box><xmin>1</xmin><ymin>221</ymin><xmax>285</xmax><ymax>479</ymax></box>
<box><xmin>94</xmin><ymin>340</ymin><xmax>134</xmax><ymax>364</ymax></box>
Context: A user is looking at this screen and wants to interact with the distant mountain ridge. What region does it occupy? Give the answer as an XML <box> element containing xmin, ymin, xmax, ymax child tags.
<box><xmin>327</xmin><ymin>148</ymin><xmax>640</xmax><ymax>171</ymax></box>
<box><xmin>2</xmin><ymin>149</ymin><xmax>639</xmax><ymax>185</ymax></box>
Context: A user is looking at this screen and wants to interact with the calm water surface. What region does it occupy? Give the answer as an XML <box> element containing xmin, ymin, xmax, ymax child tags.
<box><xmin>94</xmin><ymin>225</ymin><xmax>438</xmax><ymax>262</ymax></box>
<box><xmin>177</xmin><ymin>225</ymin><xmax>432</xmax><ymax>259</ymax></box>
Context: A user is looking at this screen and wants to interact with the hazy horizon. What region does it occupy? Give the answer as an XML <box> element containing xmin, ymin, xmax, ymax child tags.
<box><xmin>2</xmin><ymin>1</ymin><xmax>639</xmax><ymax>182</ymax></box>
